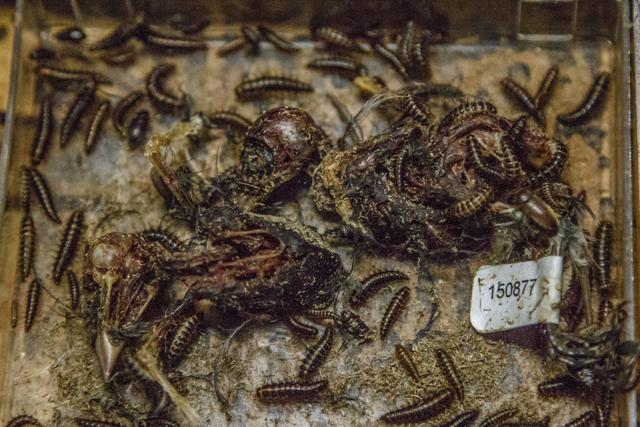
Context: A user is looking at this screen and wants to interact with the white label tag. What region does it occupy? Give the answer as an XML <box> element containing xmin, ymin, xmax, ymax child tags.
<box><xmin>470</xmin><ymin>256</ymin><xmax>563</xmax><ymax>333</ymax></box>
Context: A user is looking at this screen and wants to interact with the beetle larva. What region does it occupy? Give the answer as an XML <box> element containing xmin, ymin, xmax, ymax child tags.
<box><xmin>241</xmin><ymin>26</ymin><xmax>261</xmax><ymax>56</ymax></box>
<box><xmin>138</xmin><ymin>419</ymin><xmax>179</xmax><ymax>427</ymax></box>
<box><xmin>501</xmin><ymin>78</ymin><xmax>545</xmax><ymax>125</ymax></box>
<box><xmin>257</xmin><ymin>25</ymin><xmax>299</xmax><ymax>52</ymax></box>
<box><xmin>235</xmin><ymin>76</ymin><xmax>313</xmax><ymax>100</ymax></box>
<box><xmin>142</xmin><ymin>31</ymin><xmax>208</xmax><ymax>52</ymax></box>
<box><xmin>7</xmin><ymin>415</ymin><xmax>42</xmax><ymax>427</ymax></box>
<box><xmin>146</xmin><ymin>64</ymin><xmax>184</xmax><ymax>114</ymax></box>
<box><xmin>398</xmin><ymin>21</ymin><xmax>415</xmax><ymax>69</ymax></box>
<box><xmin>452</xmin><ymin>186</ymin><xmax>492</xmax><ymax>218</ymax></box>
<box><xmin>31</xmin><ymin>93</ymin><xmax>53</xmax><ymax>165</ymax></box>
<box><xmin>20</xmin><ymin>166</ymin><xmax>32</xmax><ymax>213</ymax></box>
<box><xmin>313</xmin><ymin>27</ymin><xmax>368</xmax><ymax>53</ymax></box>
<box><xmin>139</xmin><ymin>227</ymin><xmax>182</xmax><ymax>251</ymax></box>
<box><xmin>403</xmin><ymin>94</ymin><xmax>434</xmax><ymax>126</ymax></box>
<box><xmin>207</xmin><ymin>111</ymin><xmax>253</xmax><ymax>134</ymax></box>
<box><xmin>217</xmin><ymin>37</ymin><xmax>246</xmax><ymax>56</ymax></box>
<box><xmin>172</xmin><ymin>18</ymin><xmax>210</xmax><ymax>35</ymax></box>
<box><xmin>304</xmin><ymin>310</ymin><xmax>340</xmax><ymax>321</ymax></box>
<box><xmin>598</xmin><ymin>299</ymin><xmax>614</xmax><ymax>326</ymax></box>
<box><xmin>540</xmin><ymin>181</ymin><xmax>566</xmax><ymax>212</ymax></box>
<box><xmin>349</xmin><ymin>271</ymin><xmax>409</xmax><ymax>309</ymax></box>
<box><xmin>435</xmin><ymin>349</ymin><xmax>464</xmax><ymax>401</ymax></box>
<box><xmin>53</xmin><ymin>210</ymin><xmax>84</xmax><ymax>285</ymax></box>
<box><xmin>534</xmin><ymin>65</ymin><xmax>559</xmax><ymax>108</ymax></box>
<box><xmin>477</xmin><ymin>408</ymin><xmax>519</xmax><ymax>427</ymax></box>
<box><xmin>55</xmin><ymin>26</ymin><xmax>86</xmax><ymax>43</ymax></box>
<box><xmin>283</xmin><ymin>315</ymin><xmax>318</xmax><ymax>339</ymax></box>
<box><xmin>395</xmin><ymin>344</ymin><xmax>420</xmax><ymax>381</ymax></box>
<box><xmin>467</xmin><ymin>136</ymin><xmax>503</xmax><ymax>180</ymax></box>
<box><xmin>19</xmin><ymin>214</ymin><xmax>35</xmax><ymax>282</ymax></box>
<box><xmin>501</xmin><ymin>140</ymin><xmax>523</xmax><ymax>182</ymax></box>
<box><xmin>30</xmin><ymin>167</ymin><xmax>60</xmax><ymax>224</ymax></box>
<box><xmin>89</xmin><ymin>15</ymin><xmax>145</xmax><ymax>51</ymax></box>
<box><xmin>307</xmin><ymin>57</ymin><xmax>368</xmax><ymax>78</ymax></box>
<box><xmin>37</xmin><ymin>66</ymin><xmax>111</xmax><ymax>86</ymax></box>
<box><xmin>75</xmin><ymin>419</ymin><xmax>123</xmax><ymax>427</ymax></box>
<box><xmin>437</xmin><ymin>101</ymin><xmax>497</xmax><ymax>134</ymax></box>
<box><xmin>529</xmin><ymin>139</ymin><xmax>567</xmax><ymax>187</ymax></box>
<box><xmin>593</xmin><ymin>221</ymin><xmax>613</xmax><ymax>297</ymax></box>
<box><xmin>439</xmin><ymin>409</ymin><xmax>479</xmax><ymax>427</ymax></box>
<box><xmin>299</xmin><ymin>323</ymin><xmax>334</xmax><ymax>379</ymax></box>
<box><xmin>509</xmin><ymin>115</ymin><xmax>529</xmax><ymax>143</ymax></box>
<box><xmin>256</xmin><ymin>380</ymin><xmax>328</xmax><ymax>403</ymax></box>
<box><xmin>113</xmin><ymin>90</ymin><xmax>145</xmax><ymax>139</ymax></box>
<box><xmin>373</xmin><ymin>43</ymin><xmax>410</xmax><ymax>80</ymax></box>
<box><xmin>67</xmin><ymin>270</ymin><xmax>80</xmax><ymax>310</ymax></box>
<box><xmin>395</xmin><ymin>143</ymin><xmax>412</xmax><ymax>191</ymax></box>
<box><xmin>100</xmin><ymin>45</ymin><xmax>138</xmax><ymax>67</ymax></box>
<box><xmin>25</xmin><ymin>278</ymin><xmax>41</xmax><ymax>332</ymax></box>
<box><xmin>127</xmin><ymin>110</ymin><xmax>150</xmax><ymax>150</ymax></box>
<box><xmin>380</xmin><ymin>286</ymin><xmax>410</xmax><ymax>340</ymax></box>
<box><xmin>60</xmin><ymin>79</ymin><xmax>97</xmax><ymax>148</ymax></box>
<box><xmin>162</xmin><ymin>313</ymin><xmax>202</xmax><ymax>369</ymax></box>
<box><xmin>557</xmin><ymin>72</ymin><xmax>610</xmax><ymax>126</ymax></box>
<box><xmin>11</xmin><ymin>300</ymin><xmax>17</xmax><ymax>328</ymax></box>
<box><xmin>538</xmin><ymin>374</ymin><xmax>583</xmax><ymax>398</ymax></box>
<box><xmin>560</xmin><ymin>412</ymin><xmax>595</xmax><ymax>427</ymax></box>
<box><xmin>85</xmin><ymin>99</ymin><xmax>110</xmax><ymax>155</ymax></box>
<box><xmin>595</xmin><ymin>386</ymin><xmax>612</xmax><ymax>427</ymax></box>
<box><xmin>379</xmin><ymin>388</ymin><xmax>454</xmax><ymax>424</ymax></box>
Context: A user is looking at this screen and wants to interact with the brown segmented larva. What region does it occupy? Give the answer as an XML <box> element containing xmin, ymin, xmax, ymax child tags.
<box><xmin>501</xmin><ymin>139</ymin><xmax>523</xmax><ymax>181</ymax></box>
<box><xmin>7</xmin><ymin>415</ymin><xmax>43</xmax><ymax>427</ymax></box>
<box><xmin>501</xmin><ymin>78</ymin><xmax>545</xmax><ymax>125</ymax></box>
<box><xmin>307</xmin><ymin>57</ymin><xmax>368</xmax><ymax>78</ymax></box>
<box><xmin>379</xmin><ymin>388</ymin><xmax>454</xmax><ymax>424</ymax></box>
<box><xmin>466</xmin><ymin>136</ymin><xmax>503</xmax><ymax>180</ymax></box>
<box><xmin>113</xmin><ymin>90</ymin><xmax>145</xmax><ymax>139</ymax></box>
<box><xmin>538</xmin><ymin>374</ymin><xmax>583</xmax><ymax>398</ymax></box>
<box><xmin>403</xmin><ymin>94</ymin><xmax>433</xmax><ymax>126</ymax></box>
<box><xmin>299</xmin><ymin>323</ymin><xmax>334</xmax><ymax>379</ymax></box>
<box><xmin>557</xmin><ymin>72</ymin><xmax>610</xmax><ymax>126</ymax></box>
<box><xmin>75</xmin><ymin>419</ymin><xmax>123</xmax><ymax>427</ymax></box>
<box><xmin>138</xmin><ymin>419</ymin><xmax>179</xmax><ymax>427</ymax></box>
<box><xmin>25</xmin><ymin>278</ymin><xmax>41</xmax><ymax>332</ymax></box>
<box><xmin>313</xmin><ymin>27</ymin><xmax>369</xmax><ymax>53</ymax></box>
<box><xmin>283</xmin><ymin>315</ymin><xmax>318</xmax><ymax>339</ymax></box>
<box><xmin>593</xmin><ymin>221</ymin><xmax>613</xmax><ymax>297</ymax></box>
<box><xmin>146</xmin><ymin>64</ymin><xmax>184</xmax><ymax>114</ymax></box>
<box><xmin>452</xmin><ymin>186</ymin><xmax>492</xmax><ymax>218</ymax></box>
<box><xmin>163</xmin><ymin>313</ymin><xmax>202</xmax><ymax>369</ymax></box>
<box><xmin>380</xmin><ymin>286</ymin><xmax>410</xmax><ymax>340</ymax></box>
<box><xmin>509</xmin><ymin>115</ymin><xmax>529</xmax><ymax>143</ymax></box>
<box><xmin>207</xmin><ymin>111</ymin><xmax>253</xmax><ymax>134</ymax></box>
<box><xmin>89</xmin><ymin>15</ymin><xmax>145</xmax><ymax>51</ymax></box>
<box><xmin>395</xmin><ymin>344</ymin><xmax>420</xmax><ymax>381</ymax></box>
<box><xmin>241</xmin><ymin>26</ymin><xmax>261</xmax><ymax>55</ymax></box>
<box><xmin>217</xmin><ymin>37</ymin><xmax>246</xmax><ymax>56</ymax></box>
<box><xmin>540</xmin><ymin>181</ymin><xmax>565</xmax><ymax>212</ymax></box>
<box><xmin>411</xmin><ymin>36</ymin><xmax>428</xmax><ymax>71</ymax></box>
<box><xmin>373</xmin><ymin>43</ymin><xmax>410</xmax><ymax>80</ymax></box>
<box><xmin>435</xmin><ymin>349</ymin><xmax>464</xmax><ymax>401</ymax></box>
<box><xmin>53</xmin><ymin>210</ymin><xmax>84</xmax><ymax>285</ymax></box>
<box><xmin>304</xmin><ymin>310</ymin><xmax>340</xmax><ymax>321</ymax></box>
<box><xmin>67</xmin><ymin>270</ymin><xmax>80</xmax><ymax>310</ymax></box>
<box><xmin>256</xmin><ymin>380</ymin><xmax>328</xmax><ymax>403</ymax></box>
<box><xmin>257</xmin><ymin>25</ymin><xmax>299</xmax><ymax>52</ymax></box>
<box><xmin>235</xmin><ymin>76</ymin><xmax>313</xmax><ymax>100</ymax></box>
<box><xmin>11</xmin><ymin>300</ymin><xmax>18</xmax><ymax>328</ymax></box>
<box><xmin>138</xmin><ymin>227</ymin><xmax>182</xmax><ymax>252</ymax></box>
<box><xmin>349</xmin><ymin>271</ymin><xmax>409</xmax><ymax>309</ymax></box>
<box><xmin>560</xmin><ymin>412</ymin><xmax>595</xmax><ymax>427</ymax></box>
<box><xmin>595</xmin><ymin>386</ymin><xmax>612</xmax><ymax>427</ymax></box>
<box><xmin>60</xmin><ymin>79</ymin><xmax>97</xmax><ymax>148</ymax></box>
<box><xmin>439</xmin><ymin>409</ymin><xmax>479</xmax><ymax>427</ymax></box>
<box><xmin>395</xmin><ymin>143</ymin><xmax>411</xmax><ymax>191</ymax></box>
<box><xmin>534</xmin><ymin>65</ymin><xmax>559</xmax><ymax>108</ymax></box>
<box><xmin>141</xmin><ymin>31</ymin><xmax>208</xmax><ymax>52</ymax></box>
<box><xmin>477</xmin><ymin>408</ymin><xmax>519</xmax><ymax>427</ymax></box>
<box><xmin>85</xmin><ymin>99</ymin><xmax>110</xmax><ymax>155</ymax></box>
<box><xmin>20</xmin><ymin>166</ymin><xmax>32</xmax><ymax>213</ymax></box>
<box><xmin>19</xmin><ymin>214</ymin><xmax>35</xmax><ymax>282</ymax></box>
<box><xmin>529</xmin><ymin>139</ymin><xmax>567</xmax><ymax>187</ymax></box>
<box><xmin>31</xmin><ymin>93</ymin><xmax>53</xmax><ymax>165</ymax></box>
<box><xmin>30</xmin><ymin>167</ymin><xmax>61</xmax><ymax>224</ymax></box>
<box><xmin>37</xmin><ymin>66</ymin><xmax>112</xmax><ymax>86</ymax></box>
<box><xmin>437</xmin><ymin>101</ymin><xmax>497</xmax><ymax>134</ymax></box>
<box><xmin>598</xmin><ymin>299</ymin><xmax>614</xmax><ymax>326</ymax></box>
<box><xmin>398</xmin><ymin>21</ymin><xmax>416</xmax><ymax>69</ymax></box>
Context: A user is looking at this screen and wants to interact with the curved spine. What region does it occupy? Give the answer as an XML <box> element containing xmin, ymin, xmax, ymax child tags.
<box><xmin>380</xmin><ymin>287</ymin><xmax>410</xmax><ymax>340</ymax></box>
<box><xmin>466</xmin><ymin>135</ymin><xmax>503</xmax><ymax>180</ymax></box>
